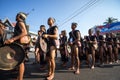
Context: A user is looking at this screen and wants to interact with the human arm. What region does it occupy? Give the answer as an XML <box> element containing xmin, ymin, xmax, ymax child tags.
<box><xmin>5</xmin><ymin>21</ymin><xmax>27</xmax><ymax>44</ymax></box>
<box><xmin>43</xmin><ymin>27</ymin><xmax>58</xmax><ymax>39</ymax></box>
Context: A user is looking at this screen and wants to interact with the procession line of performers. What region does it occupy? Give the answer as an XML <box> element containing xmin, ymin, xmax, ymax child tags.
<box><xmin>58</xmin><ymin>25</ymin><xmax>119</xmax><ymax>70</ymax></box>
<box><xmin>1</xmin><ymin>15</ymin><xmax>119</xmax><ymax>80</ymax></box>
<box><xmin>34</xmin><ymin>20</ymin><xmax>120</xmax><ymax>80</ymax></box>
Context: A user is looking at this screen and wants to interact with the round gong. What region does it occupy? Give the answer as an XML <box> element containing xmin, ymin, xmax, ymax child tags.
<box><xmin>0</xmin><ymin>43</ymin><xmax>25</xmax><ymax>70</ymax></box>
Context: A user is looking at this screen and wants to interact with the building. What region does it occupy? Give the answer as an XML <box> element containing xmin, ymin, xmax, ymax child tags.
<box><xmin>3</xmin><ymin>18</ymin><xmax>14</xmax><ymax>39</ymax></box>
<box><xmin>2</xmin><ymin>18</ymin><xmax>38</xmax><ymax>40</ymax></box>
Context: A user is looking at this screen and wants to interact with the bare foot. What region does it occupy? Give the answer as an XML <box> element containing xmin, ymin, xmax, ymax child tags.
<box><xmin>74</xmin><ymin>69</ymin><xmax>80</xmax><ymax>74</ymax></box>
<box><xmin>91</xmin><ymin>66</ymin><xmax>94</xmax><ymax>69</ymax></box>
<box><xmin>45</xmin><ymin>72</ymin><xmax>51</xmax><ymax>77</ymax></box>
<box><xmin>47</xmin><ymin>74</ymin><xmax>54</xmax><ymax>80</ymax></box>
<box><xmin>68</xmin><ymin>67</ymin><xmax>75</xmax><ymax>70</ymax></box>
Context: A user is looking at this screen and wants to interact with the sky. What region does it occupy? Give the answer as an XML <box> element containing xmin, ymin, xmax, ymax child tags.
<box><xmin>0</xmin><ymin>0</ymin><xmax>120</xmax><ymax>37</ymax></box>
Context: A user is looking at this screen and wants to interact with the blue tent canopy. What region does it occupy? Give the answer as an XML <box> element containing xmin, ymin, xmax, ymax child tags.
<box><xmin>100</xmin><ymin>22</ymin><xmax>120</xmax><ymax>33</ymax></box>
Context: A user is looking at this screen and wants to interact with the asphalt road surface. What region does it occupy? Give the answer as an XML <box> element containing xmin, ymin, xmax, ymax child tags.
<box><xmin>1</xmin><ymin>51</ymin><xmax>120</xmax><ymax>80</ymax></box>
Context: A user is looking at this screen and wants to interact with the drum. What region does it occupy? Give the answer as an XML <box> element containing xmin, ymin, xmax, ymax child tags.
<box><xmin>39</xmin><ymin>37</ymin><xmax>47</xmax><ymax>53</ymax></box>
<box><xmin>0</xmin><ymin>43</ymin><xmax>25</xmax><ymax>70</ymax></box>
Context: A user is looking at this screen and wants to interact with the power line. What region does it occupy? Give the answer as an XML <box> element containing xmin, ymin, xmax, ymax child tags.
<box><xmin>59</xmin><ymin>0</ymin><xmax>100</xmax><ymax>29</ymax></box>
<box><xmin>59</xmin><ymin>0</ymin><xmax>99</xmax><ymax>27</ymax></box>
<box><xmin>60</xmin><ymin>0</ymin><xmax>96</xmax><ymax>24</ymax></box>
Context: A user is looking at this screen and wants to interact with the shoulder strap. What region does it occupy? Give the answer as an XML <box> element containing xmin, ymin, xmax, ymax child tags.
<box><xmin>71</xmin><ymin>31</ymin><xmax>76</xmax><ymax>39</ymax></box>
<box><xmin>72</xmin><ymin>30</ymin><xmax>79</xmax><ymax>39</ymax></box>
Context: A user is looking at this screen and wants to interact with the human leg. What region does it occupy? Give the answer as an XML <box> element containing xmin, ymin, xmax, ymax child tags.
<box><xmin>91</xmin><ymin>47</ymin><xmax>95</xmax><ymax>69</ymax></box>
<box><xmin>68</xmin><ymin>46</ymin><xmax>75</xmax><ymax>70</ymax></box>
<box><xmin>74</xmin><ymin>45</ymin><xmax>80</xmax><ymax>74</ymax></box>
<box><xmin>47</xmin><ymin>46</ymin><xmax>56</xmax><ymax>80</ymax></box>
<box><xmin>18</xmin><ymin>62</ymin><xmax>24</xmax><ymax>80</ymax></box>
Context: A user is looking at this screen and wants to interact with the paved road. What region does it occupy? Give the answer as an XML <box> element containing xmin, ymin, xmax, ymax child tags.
<box><xmin>1</xmin><ymin>52</ymin><xmax>120</xmax><ymax>80</ymax></box>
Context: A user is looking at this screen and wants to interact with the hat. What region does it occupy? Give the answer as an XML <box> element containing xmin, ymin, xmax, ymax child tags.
<box><xmin>48</xmin><ymin>17</ymin><xmax>56</xmax><ymax>23</ymax></box>
<box><xmin>17</xmin><ymin>12</ymin><xmax>27</xmax><ymax>19</ymax></box>
<box><xmin>72</xmin><ymin>22</ymin><xmax>77</xmax><ymax>27</ymax></box>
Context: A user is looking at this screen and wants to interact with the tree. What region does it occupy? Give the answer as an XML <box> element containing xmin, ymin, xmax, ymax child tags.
<box><xmin>103</xmin><ymin>17</ymin><xmax>118</xmax><ymax>24</ymax></box>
